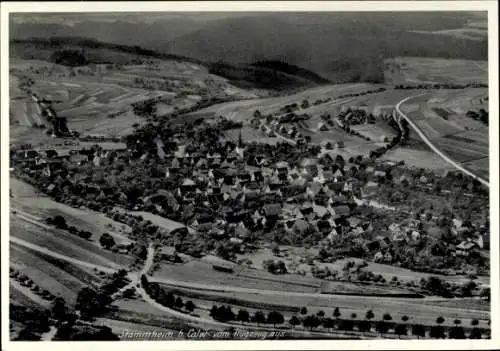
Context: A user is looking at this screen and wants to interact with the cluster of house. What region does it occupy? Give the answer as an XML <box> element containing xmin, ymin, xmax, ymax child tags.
<box><xmin>451</xmin><ymin>218</ymin><xmax>489</xmax><ymax>256</ymax></box>
<box><xmin>12</xmin><ymin>119</ymin><xmax>488</xmax><ymax>268</ymax></box>
<box><xmin>139</xmin><ymin>137</ymin><xmax>416</xmax><ymax>250</ymax></box>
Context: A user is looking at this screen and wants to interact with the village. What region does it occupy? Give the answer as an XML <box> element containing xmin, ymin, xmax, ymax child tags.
<box><xmin>10</xmin><ymin>103</ymin><xmax>490</xmax><ymax>281</ymax></box>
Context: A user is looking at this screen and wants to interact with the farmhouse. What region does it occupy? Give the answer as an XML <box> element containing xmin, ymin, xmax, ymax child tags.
<box><xmin>456</xmin><ymin>241</ymin><xmax>479</xmax><ymax>257</ymax></box>
<box><xmin>160</xmin><ymin>246</ymin><xmax>179</xmax><ymax>262</ymax></box>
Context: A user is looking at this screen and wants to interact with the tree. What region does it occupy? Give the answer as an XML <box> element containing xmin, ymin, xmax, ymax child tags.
<box><xmin>436</xmin><ymin>316</ymin><xmax>445</xmax><ymax>325</ymax></box>
<box><xmin>253</xmin><ymin>311</ymin><xmax>266</xmax><ymax>326</ymax></box>
<box><xmin>271</xmin><ymin>243</ymin><xmax>280</xmax><ymax>256</ymax></box>
<box><xmin>383</xmin><ymin>313</ymin><xmax>393</xmax><ymax>321</ymax></box>
<box><xmin>412</xmin><ymin>324</ymin><xmax>426</xmax><ymax>339</ymax></box>
<box><xmin>267</xmin><ymin>311</ymin><xmax>285</xmax><ymax>328</ymax></box>
<box><xmin>185</xmin><ymin>300</ymin><xmax>195</xmax><ymax>312</ymax></box>
<box><xmin>469</xmin><ymin>320</ymin><xmax>482</xmax><ymax>339</ymax></box>
<box><xmin>165</xmin><ymin>291</ymin><xmax>175</xmax><ymax>307</ymax></box>
<box><xmin>333</xmin><ymin>307</ymin><xmax>341</xmax><ymax>320</ymax></box>
<box><xmin>351</xmin><ymin>313</ymin><xmax>357</xmax><ymax>319</ymax></box>
<box><xmin>300</xmin><ymin>307</ymin><xmax>308</xmax><ymax>315</ymax></box>
<box><xmin>365</xmin><ymin>309</ymin><xmax>375</xmax><ymax>321</ymax></box>
<box><xmin>376</xmin><ymin>321</ymin><xmax>389</xmax><ymax>334</ymax></box>
<box><xmin>237</xmin><ymin>309</ymin><xmax>250</xmax><ymax>324</ymax></box>
<box><xmin>323</xmin><ymin>317</ymin><xmax>335</xmax><ymax>331</ymax></box>
<box><xmin>303</xmin><ymin>315</ymin><xmax>321</xmax><ymax>331</ymax></box>
<box><xmin>339</xmin><ymin>319</ymin><xmax>355</xmax><ymax>331</ymax></box>
<box><xmin>287</xmin><ymin>315</ymin><xmax>299</xmax><ymax>329</ymax></box>
<box><xmin>449</xmin><ymin>322</ymin><xmax>466</xmax><ymax>339</ymax></box>
<box><xmin>51</xmin><ymin>297</ymin><xmax>67</xmax><ymax>321</ymax></box>
<box><xmin>317</xmin><ymin>310</ymin><xmax>325</xmax><ymax>318</ymax></box>
<box><xmin>175</xmin><ymin>297</ymin><xmax>184</xmax><ymax>309</ymax></box>
<box><xmin>395</xmin><ymin>323</ymin><xmax>407</xmax><ymax>338</ymax></box>
<box><xmin>401</xmin><ymin>315</ymin><xmax>409</xmax><ymax>323</ymax></box>
<box><xmin>357</xmin><ymin>320</ymin><xmax>371</xmax><ymax>333</ymax></box>
<box><xmin>430</xmin><ymin>325</ymin><xmax>445</xmax><ymax>339</ymax></box>
<box><xmin>210</xmin><ymin>305</ymin><xmax>219</xmax><ymax>319</ymax></box>
<box><xmin>53</xmin><ymin>215</ymin><xmax>67</xmax><ymax>229</ymax></box>
<box><xmin>75</xmin><ymin>287</ymin><xmax>109</xmax><ymax>320</ymax></box>
<box><xmin>99</xmin><ymin>233</ymin><xmax>115</xmax><ymax>250</ymax></box>
<box><xmin>78</xmin><ymin>230</ymin><xmax>92</xmax><ymax>240</ymax></box>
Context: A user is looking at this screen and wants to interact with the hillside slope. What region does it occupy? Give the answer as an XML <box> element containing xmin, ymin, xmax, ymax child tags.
<box><xmin>10</xmin><ymin>12</ymin><xmax>487</xmax><ymax>85</ymax></box>
<box><xmin>165</xmin><ymin>13</ymin><xmax>487</xmax><ymax>83</ymax></box>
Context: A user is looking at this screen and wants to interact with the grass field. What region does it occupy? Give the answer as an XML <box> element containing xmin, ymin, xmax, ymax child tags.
<box><xmin>193</xmin><ymin>83</ymin><xmax>382</xmax><ymax>123</ymax></box>
<box><xmin>10</xmin><ymin>216</ymin><xmax>129</xmax><ymax>269</ymax></box>
<box><xmin>381</xmin><ymin>148</ymin><xmax>455</xmax><ymax>171</ymax></box>
<box><xmin>10</xmin><ymin>243</ymin><xmax>103</xmax><ymax>305</ymax></box>
<box><xmin>9</xmin><ymin>57</ymin><xmax>265</xmax><ymax>144</ymax></box>
<box><xmin>154</xmin><ymin>252</ymin><xmax>421</xmax><ymax>297</ymax></box>
<box><xmin>159</xmin><ymin>283</ymin><xmax>489</xmax><ymax>328</ymax></box>
<box><xmin>397</xmin><ymin>90</ymin><xmax>489</xmax><ymax>177</ymax></box>
<box><xmin>154</xmin><ymin>260</ymin><xmax>320</xmax><ymax>294</ymax></box>
<box><xmin>384</xmin><ymin>57</ymin><xmax>488</xmax><ymax>85</ymax></box>
<box><xmin>10</xmin><ymin>281</ymin><xmax>51</xmax><ymax>309</ymax></box>
<box><xmin>11</xmin><ymin>177</ymin><xmax>134</xmax><ymax>247</ymax></box>
<box><xmin>114</xmin><ymin>208</ymin><xmax>190</xmax><ymax>233</ymax></box>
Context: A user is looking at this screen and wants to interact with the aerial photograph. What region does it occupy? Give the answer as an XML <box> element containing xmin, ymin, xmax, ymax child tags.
<box><xmin>6</xmin><ymin>9</ymin><xmax>492</xmax><ymax>342</ymax></box>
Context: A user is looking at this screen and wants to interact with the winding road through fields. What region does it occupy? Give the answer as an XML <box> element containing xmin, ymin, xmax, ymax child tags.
<box><xmin>395</xmin><ymin>94</ymin><xmax>489</xmax><ymax>187</ymax></box>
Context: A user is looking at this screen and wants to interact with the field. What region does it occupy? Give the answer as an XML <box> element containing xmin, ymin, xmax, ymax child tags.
<box><xmin>158</xmin><ymin>283</ymin><xmax>489</xmax><ymax>328</ymax></box>
<box><xmin>9</xmin><ymin>57</ymin><xmax>265</xmax><ymax>146</ymax></box>
<box><xmin>11</xmin><ymin>177</ymin><xmax>134</xmax><ymax>247</ymax></box>
<box><xmin>112</xmin><ymin>207</ymin><xmax>192</xmax><ymax>234</ymax></box>
<box><xmin>153</xmin><ymin>253</ymin><xmax>420</xmax><ymax>297</ymax></box>
<box><xmin>408</xmin><ymin>19</ymin><xmax>488</xmax><ymax>42</ymax></box>
<box><xmin>398</xmin><ymin>89</ymin><xmax>489</xmax><ymax>178</ymax></box>
<box><xmin>193</xmin><ymin>83</ymin><xmax>383</xmax><ymax>123</ymax></box>
<box><xmin>239</xmin><ymin>247</ymin><xmax>488</xmax><ymax>287</ymax></box>
<box><xmin>10</xmin><ymin>243</ymin><xmax>104</xmax><ymax>305</ymax></box>
<box><xmin>384</xmin><ymin>57</ymin><xmax>488</xmax><ymax>85</ymax></box>
<box><xmin>10</xmin><ymin>178</ymin><xmax>134</xmax><ymax>270</ymax></box>
<box><xmin>154</xmin><ymin>260</ymin><xmax>319</xmax><ymax>294</ymax></box>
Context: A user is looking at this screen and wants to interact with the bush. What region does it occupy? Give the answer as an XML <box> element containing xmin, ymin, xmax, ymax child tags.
<box><xmin>357</xmin><ymin>320</ymin><xmax>371</xmax><ymax>332</ymax></box>
<box><xmin>77</xmin><ymin>231</ymin><xmax>93</xmax><ymax>240</ymax></box>
<box><xmin>338</xmin><ymin>319</ymin><xmax>354</xmax><ymax>331</ymax></box>
<box><xmin>52</xmin><ymin>215</ymin><xmax>67</xmax><ymax>229</ymax></box>
<box><xmin>395</xmin><ymin>323</ymin><xmax>407</xmax><ymax>337</ymax></box>
<box><xmin>430</xmin><ymin>325</ymin><xmax>445</xmax><ymax>339</ymax></box>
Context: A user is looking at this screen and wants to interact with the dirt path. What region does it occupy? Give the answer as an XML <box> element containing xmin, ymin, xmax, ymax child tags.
<box><xmin>40</xmin><ymin>326</ymin><xmax>58</xmax><ymax>341</ymax></box>
<box><xmin>112</xmin><ymin>244</ymin><xmax>155</xmax><ymax>299</ymax></box>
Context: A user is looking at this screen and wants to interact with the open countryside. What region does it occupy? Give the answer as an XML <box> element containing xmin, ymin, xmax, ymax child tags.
<box><xmin>7</xmin><ymin>10</ymin><xmax>492</xmax><ymax>342</ymax></box>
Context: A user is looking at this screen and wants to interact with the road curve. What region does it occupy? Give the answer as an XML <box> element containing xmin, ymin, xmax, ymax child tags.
<box><xmin>395</xmin><ymin>94</ymin><xmax>489</xmax><ymax>187</ymax></box>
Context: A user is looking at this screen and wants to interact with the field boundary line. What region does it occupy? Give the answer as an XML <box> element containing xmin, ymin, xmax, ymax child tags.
<box><xmin>395</xmin><ymin>94</ymin><xmax>489</xmax><ymax>187</ymax></box>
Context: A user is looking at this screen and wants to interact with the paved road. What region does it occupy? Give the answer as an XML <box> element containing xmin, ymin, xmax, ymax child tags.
<box><xmin>395</xmin><ymin>94</ymin><xmax>489</xmax><ymax>187</ymax></box>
